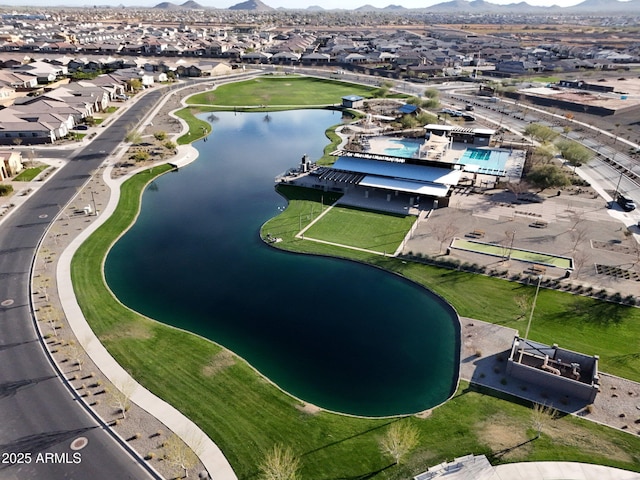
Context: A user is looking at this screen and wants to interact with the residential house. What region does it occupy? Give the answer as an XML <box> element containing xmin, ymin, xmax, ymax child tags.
<box><xmin>14</xmin><ymin>60</ymin><xmax>67</xmax><ymax>83</ymax></box>
<box><xmin>0</xmin><ymin>150</ymin><xmax>23</xmax><ymax>180</ymax></box>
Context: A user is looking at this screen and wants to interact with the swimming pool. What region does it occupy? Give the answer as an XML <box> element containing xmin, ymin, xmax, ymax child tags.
<box><xmin>458</xmin><ymin>148</ymin><xmax>510</xmax><ymax>175</ymax></box>
<box><xmin>384</xmin><ymin>138</ymin><xmax>421</xmax><ymax>158</ymax></box>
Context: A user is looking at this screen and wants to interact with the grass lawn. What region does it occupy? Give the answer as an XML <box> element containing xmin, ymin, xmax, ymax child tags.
<box><xmin>71</xmin><ymin>174</ymin><xmax>640</xmax><ymax>479</ymax></box>
<box><xmin>186</xmin><ymin>76</ymin><xmax>380</xmax><ymax>107</ymax></box>
<box><xmin>175</xmin><ymin>108</ymin><xmax>211</xmax><ymax>145</ymax></box>
<box><xmin>304</xmin><ymin>204</ymin><xmax>415</xmax><ymax>254</ymax></box>
<box><xmin>13</xmin><ymin>165</ymin><xmax>48</xmax><ymax>181</ymax></box>
<box><xmin>452</xmin><ymin>238</ymin><xmax>573</xmax><ymax>268</ymax></box>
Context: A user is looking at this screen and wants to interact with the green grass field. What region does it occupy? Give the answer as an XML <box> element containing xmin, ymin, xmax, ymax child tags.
<box><xmin>70</xmin><ymin>173</ymin><xmax>640</xmax><ymax>479</ymax></box>
<box><xmin>304</xmin><ymin>205</ymin><xmax>415</xmax><ymax>254</ymax></box>
<box><xmin>186</xmin><ymin>76</ymin><xmax>379</xmax><ymax>107</ymax></box>
<box><xmin>175</xmin><ymin>108</ymin><xmax>211</xmax><ymax>145</ymax></box>
<box><xmin>13</xmin><ymin>165</ymin><xmax>48</xmax><ymax>181</ymax></box>
<box><xmin>452</xmin><ymin>238</ymin><xmax>573</xmax><ymax>269</ymax></box>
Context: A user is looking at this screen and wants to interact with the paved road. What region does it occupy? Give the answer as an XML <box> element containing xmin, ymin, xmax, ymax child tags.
<box><xmin>0</xmin><ymin>88</ymin><xmax>166</xmax><ymax>479</ymax></box>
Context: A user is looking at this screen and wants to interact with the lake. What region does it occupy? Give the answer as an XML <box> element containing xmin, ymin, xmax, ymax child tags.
<box><xmin>105</xmin><ymin>109</ymin><xmax>460</xmax><ymax>417</ymax></box>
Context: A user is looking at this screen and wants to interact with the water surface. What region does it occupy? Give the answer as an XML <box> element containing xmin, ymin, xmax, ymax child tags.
<box><xmin>105</xmin><ymin>110</ymin><xmax>459</xmax><ymax>416</ymax></box>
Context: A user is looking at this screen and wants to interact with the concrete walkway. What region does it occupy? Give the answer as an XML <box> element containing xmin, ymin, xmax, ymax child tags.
<box><xmin>55</xmin><ymin>156</ymin><xmax>237</xmax><ymax>480</ymax></box>
<box><xmin>493</xmin><ymin>461</ymin><xmax>640</xmax><ymax>479</ymax></box>
<box><xmin>48</xmin><ymin>81</ymin><xmax>238</xmax><ymax>479</ymax></box>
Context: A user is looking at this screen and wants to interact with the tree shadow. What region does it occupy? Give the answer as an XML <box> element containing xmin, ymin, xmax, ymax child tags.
<box><xmin>300</xmin><ymin>421</ymin><xmax>396</xmax><ymax>458</ymax></box>
<box><xmin>562</xmin><ymin>298</ymin><xmax>634</xmax><ymax>325</ymax></box>
<box><xmin>318</xmin><ymin>462</ymin><xmax>396</xmax><ymax>480</ymax></box>
<box><xmin>487</xmin><ymin>436</ymin><xmax>538</xmax><ymax>463</ymax></box>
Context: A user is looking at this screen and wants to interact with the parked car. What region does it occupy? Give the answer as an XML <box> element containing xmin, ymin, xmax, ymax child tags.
<box><xmin>73</xmin><ymin>125</ymin><xmax>88</xmax><ymax>130</ymax></box>
<box><xmin>616</xmin><ymin>194</ymin><xmax>637</xmax><ymax>211</ymax></box>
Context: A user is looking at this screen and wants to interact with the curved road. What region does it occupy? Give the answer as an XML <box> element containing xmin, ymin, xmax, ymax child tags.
<box><xmin>0</xmin><ymin>88</ymin><xmax>167</xmax><ymax>479</ymax></box>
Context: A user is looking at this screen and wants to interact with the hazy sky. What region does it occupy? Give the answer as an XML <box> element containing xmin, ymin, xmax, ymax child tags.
<box><xmin>6</xmin><ymin>0</ymin><xmax>591</xmax><ymax>8</ymax></box>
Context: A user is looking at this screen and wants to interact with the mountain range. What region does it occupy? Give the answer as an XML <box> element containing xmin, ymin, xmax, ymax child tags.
<box><xmin>153</xmin><ymin>0</ymin><xmax>640</xmax><ymax>12</ymax></box>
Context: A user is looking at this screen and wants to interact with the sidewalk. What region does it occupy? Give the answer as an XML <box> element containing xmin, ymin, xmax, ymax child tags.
<box><xmin>55</xmin><ymin>159</ymin><xmax>237</xmax><ymax>480</ymax></box>
<box><xmin>28</xmin><ymin>80</ymin><xmax>238</xmax><ymax>479</ymax></box>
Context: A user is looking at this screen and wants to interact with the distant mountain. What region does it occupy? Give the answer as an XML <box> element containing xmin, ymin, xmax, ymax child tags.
<box><xmin>383</xmin><ymin>4</ymin><xmax>407</xmax><ymax>10</ymax></box>
<box><xmin>154</xmin><ymin>0</ymin><xmax>203</xmax><ymax>8</ymax></box>
<box><xmin>228</xmin><ymin>0</ymin><xmax>273</xmax><ymax>10</ymax></box>
<box><xmin>181</xmin><ymin>0</ymin><xmax>203</xmax><ymax>7</ymax></box>
<box><xmin>306</xmin><ymin>4</ymin><xmax>324</xmax><ymax>10</ymax></box>
<box><xmin>424</xmin><ymin>0</ymin><xmax>640</xmax><ymax>12</ymax></box>
<box><xmin>565</xmin><ymin>0</ymin><xmax>640</xmax><ymax>12</ymax></box>
<box><xmin>154</xmin><ymin>1</ymin><xmax>179</xmax><ymax>8</ymax></box>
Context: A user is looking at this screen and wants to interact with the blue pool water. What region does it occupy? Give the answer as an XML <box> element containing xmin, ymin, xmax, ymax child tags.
<box><xmin>384</xmin><ymin>138</ymin><xmax>421</xmax><ymax>158</ymax></box>
<box><xmin>459</xmin><ymin>148</ymin><xmax>510</xmax><ymax>174</ymax></box>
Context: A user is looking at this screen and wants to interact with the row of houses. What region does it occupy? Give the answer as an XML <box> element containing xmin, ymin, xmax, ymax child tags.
<box><xmin>0</xmin><ymin>75</ymin><xmax>127</xmax><ymax>144</ymax></box>
<box><xmin>1</xmin><ymin>16</ymin><xmax>638</xmax><ymax>77</ymax></box>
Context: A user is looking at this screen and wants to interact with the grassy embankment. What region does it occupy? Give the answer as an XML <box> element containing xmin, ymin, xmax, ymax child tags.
<box><xmin>70</xmin><ymin>77</ymin><xmax>640</xmax><ymax>478</ymax></box>
<box><xmin>73</xmin><ymin>175</ymin><xmax>640</xmax><ymax>479</ymax></box>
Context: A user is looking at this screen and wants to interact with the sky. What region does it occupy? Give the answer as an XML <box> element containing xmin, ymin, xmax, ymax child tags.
<box><xmin>4</xmin><ymin>0</ymin><xmax>595</xmax><ymax>8</ymax></box>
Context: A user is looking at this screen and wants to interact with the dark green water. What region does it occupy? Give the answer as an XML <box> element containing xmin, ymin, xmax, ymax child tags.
<box><xmin>105</xmin><ymin>110</ymin><xmax>460</xmax><ymax>417</ymax></box>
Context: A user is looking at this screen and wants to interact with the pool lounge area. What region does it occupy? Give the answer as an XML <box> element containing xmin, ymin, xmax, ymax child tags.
<box><xmin>457</xmin><ymin>147</ymin><xmax>512</xmax><ymax>176</ymax></box>
<box><xmin>360</xmin><ymin>135</ymin><xmax>526</xmax><ymax>183</ymax></box>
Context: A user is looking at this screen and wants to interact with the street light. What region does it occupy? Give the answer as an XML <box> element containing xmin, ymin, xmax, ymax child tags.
<box><xmin>508</xmin><ymin>230</ymin><xmax>516</xmax><ymax>260</ymax></box>
<box><xmin>519</xmin><ymin>274</ymin><xmax>543</xmax><ymax>363</ymax></box>
<box><xmin>613</xmin><ymin>168</ymin><xmax>624</xmax><ymax>201</ymax></box>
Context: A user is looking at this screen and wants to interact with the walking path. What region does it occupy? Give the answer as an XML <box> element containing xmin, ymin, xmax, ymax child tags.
<box><xmin>24</xmin><ymin>80</ymin><xmax>238</xmax><ymax>479</ymax></box>
<box><xmin>56</xmin><ymin>160</ymin><xmax>237</xmax><ymax>480</ymax></box>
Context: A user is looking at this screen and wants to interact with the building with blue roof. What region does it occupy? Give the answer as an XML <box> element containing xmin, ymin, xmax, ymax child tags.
<box><xmin>341</xmin><ymin>95</ymin><xmax>365</xmax><ymax>109</ymax></box>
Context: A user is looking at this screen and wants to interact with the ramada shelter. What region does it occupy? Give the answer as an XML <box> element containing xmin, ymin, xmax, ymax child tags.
<box><xmin>311</xmin><ymin>151</ymin><xmax>463</xmax><ymax>208</ymax></box>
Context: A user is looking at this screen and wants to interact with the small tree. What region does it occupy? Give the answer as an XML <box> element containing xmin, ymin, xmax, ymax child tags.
<box><xmin>531</xmin><ymin>144</ymin><xmax>556</xmax><ymax>165</ymax></box>
<box><xmin>432</xmin><ymin>220</ymin><xmax>460</xmax><ymax>254</ymax></box>
<box><xmin>524</xmin><ymin>123</ymin><xmax>558</xmax><ymax>143</ymax></box>
<box><xmin>163</xmin><ymin>434</ymin><xmax>199</xmax><ymax>479</ymax></box>
<box><xmin>107</xmin><ymin>379</ymin><xmax>136</xmax><ymax>419</ymax></box>
<box><xmin>531</xmin><ymin>403</ymin><xmax>557</xmax><ymax>438</ymax></box>
<box><xmin>526</xmin><ymin>164</ymin><xmax>570</xmax><ymax>192</ymax></box>
<box><xmin>258</xmin><ymin>444</ymin><xmax>300</xmax><ymax>480</ymax></box>
<box><xmin>379</xmin><ymin>421</ymin><xmax>420</xmax><ymax>465</ymax></box>
<box><xmin>127</xmin><ymin>78</ymin><xmax>142</xmax><ymax>91</ymax></box>
<box><xmin>555</xmin><ymin>138</ymin><xmax>592</xmax><ymax>168</ymax></box>
<box><xmin>154</xmin><ymin>131</ymin><xmax>167</xmax><ymax>141</ymax></box>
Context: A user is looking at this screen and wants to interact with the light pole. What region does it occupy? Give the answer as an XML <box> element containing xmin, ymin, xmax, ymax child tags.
<box><xmin>524</xmin><ymin>275</ymin><xmax>543</xmax><ymax>342</ymax></box>
<box><xmin>613</xmin><ymin>168</ymin><xmax>624</xmax><ymax>201</ymax></box>
<box><xmin>508</xmin><ymin>230</ymin><xmax>516</xmax><ymax>260</ymax></box>
<box><xmin>520</xmin><ymin>274</ymin><xmax>542</xmax><ymax>363</ymax></box>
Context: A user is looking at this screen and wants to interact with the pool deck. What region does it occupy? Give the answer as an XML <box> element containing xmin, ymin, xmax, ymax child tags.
<box><xmin>360</xmin><ymin>135</ymin><xmax>525</xmax><ymax>183</ymax></box>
